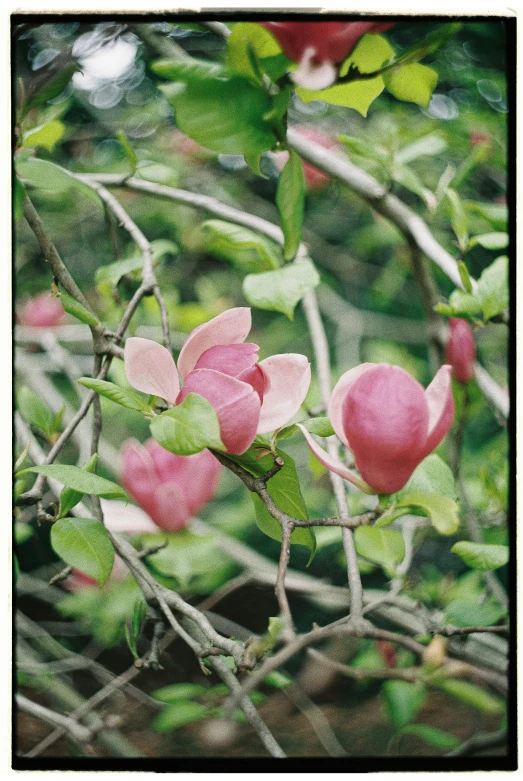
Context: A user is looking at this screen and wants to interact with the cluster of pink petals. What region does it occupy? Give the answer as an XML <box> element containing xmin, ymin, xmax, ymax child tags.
<box><xmin>120</xmin><ymin>439</ymin><xmax>222</xmax><ymax>532</ymax></box>
<box><xmin>260</xmin><ymin>21</ymin><xmax>395</xmax><ymax>90</ymax></box>
<box><xmin>300</xmin><ymin>363</ymin><xmax>454</xmax><ymax>495</ymax></box>
<box><xmin>272</xmin><ymin>125</ymin><xmax>339</xmax><ymax>190</ymax></box>
<box><xmin>18</xmin><ymin>293</ymin><xmax>66</xmax><ymax>328</ymax></box>
<box><xmin>124</xmin><ymin>308</ymin><xmax>311</xmax><ymax>455</ymax></box>
<box><xmin>446</xmin><ymin>318</ymin><xmax>476</xmax><ymax>385</ymax></box>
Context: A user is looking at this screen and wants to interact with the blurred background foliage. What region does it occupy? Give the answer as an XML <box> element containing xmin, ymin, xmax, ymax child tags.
<box><xmin>14</xmin><ymin>17</ymin><xmax>510</xmax><ymax>758</ymax></box>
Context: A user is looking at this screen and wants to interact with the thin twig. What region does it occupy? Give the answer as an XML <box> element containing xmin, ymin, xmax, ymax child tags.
<box><xmin>431</xmin><ymin>625</ymin><xmax>509</xmax><ymax>638</ymax></box>
<box><xmin>16</xmin><ymin>694</ymin><xmax>93</xmax><ymax>744</ymax></box>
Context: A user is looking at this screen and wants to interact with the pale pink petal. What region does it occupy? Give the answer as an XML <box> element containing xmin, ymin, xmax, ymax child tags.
<box><xmin>421</xmin><ymin>364</ymin><xmax>454</xmax><ymax>457</ymax></box>
<box><xmin>178</xmin><ymin>450</ymin><xmax>222</xmax><ymax>517</ymax></box>
<box><xmin>144</xmin><ymin>439</ymin><xmax>187</xmax><ymax>486</ymax></box>
<box><xmin>124</xmin><ymin>337</ymin><xmax>179</xmax><ymax>403</ymax></box>
<box><xmin>329</xmin><ymin>363</ymin><xmax>375</xmax><ymax>447</ymax></box>
<box><xmin>194</xmin><ymin>343</ymin><xmax>259</xmax><ymax>377</ymax></box>
<box><xmin>100</xmin><ymin>499</ymin><xmax>158</xmax><ymax>534</ymax></box>
<box><xmin>291</xmin><ymin>47</ymin><xmax>338</xmax><ymax>90</ymax></box>
<box><xmin>297</xmin><ymin>424</ymin><xmax>372</xmax><ymax>492</ymax></box>
<box><xmin>178</xmin><ymin>369</ymin><xmax>261</xmax><ymax>455</ymax></box>
<box><xmin>152</xmin><ymin>482</ymin><xmax>191</xmax><ymax>532</ymax></box>
<box><xmin>177</xmin><ymin>308</ymin><xmax>252</xmax><ymax>380</ymax></box>
<box><xmin>256</xmin><ymin>354</ymin><xmax>311</xmax><ymax>434</ymax></box>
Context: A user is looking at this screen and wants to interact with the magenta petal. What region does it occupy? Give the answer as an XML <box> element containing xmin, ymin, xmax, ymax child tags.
<box><xmin>152</xmin><ymin>483</ymin><xmax>191</xmax><ymax>532</ymax></box>
<box><xmin>178</xmin><ymin>450</ymin><xmax>222</xmax><ymax>517</ymax></box>
<box><xmin>177</xmin><ymin>308</ymin><xmax>252</xmax><ymax>380</ymax></box>
<box><xmin>238</xmin><ymin>363</ymin><xmax>266</xmax><ymax>401</ymax></box>
<box><xmin>421</xmin><ymin>365</ymin><xmax>455</xmax><ymax>458</ymax></box>
<box><xmin>194</xmin><ymin>343</ymin><xmax>259</xmax><ymax>377</ymax></box>
<box><xmin>120</xmin><ymin>439</ymin><xmax>160</xmax><ymax>521</ymax></box>
<box><xmin>256</xmin><ymin>354</ymin><xmax>311</xmax><ymax>434</ymax></box>
<box><xmin>178</xmin><ymin>369</ymin><xmax>261</xmax><ymax>455</ymax></box>
<box><xmin>124</xmin><ymin>337</ymin><xmax>179</xmax><ymax>403</ymax></box>
<box><xmin>329</xmin><ymin>363</ymin><xmax>374</xmax><ymax>448</ymax></box>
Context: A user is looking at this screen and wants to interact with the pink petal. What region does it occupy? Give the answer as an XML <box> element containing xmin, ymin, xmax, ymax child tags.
<box><xmin>124</xmin><ymin>337</ymin><xmax>179</xmax><ymax>403</ymax></box>
<box><xmin>100</xmin><ymin>499</ymin><xmax>158</xmax><ymax>534</ymax></box>
<box><xmin>152</xmin><ymin>482</ymin><xmax>191</xmax><ymax>532</ymax></box>
<box><xmin>421</xmin><ymin>364</ymin><xmax>455</xmax><ymax>458</ymax></box>
<box><xmin>238</xmin><ymin>363</ymin><xmax>266</xmax><ymax>401</ymax></box>
<box><xmin>177</xmin><ymin>308</ymin><xmax>252</xmax><ymax>380</ymax></box>
<box><xmin>256</xmin><ymin>354</ymin><xmax>311</xmax><ymax>434</ymax></box>
<box><xmin>297</xmin><ymin>424</ymin><xmax>372</xmax><ymax>492</ymax></box>
<box><xmin>194</xmin><ymin>343</ymin><xmax>259</xmax><ymax>377</ymax></box>
<box><xmin>120</xmin><ymin>439</ymin><xmax>160</xmax><ymax>520</ymax></box>
<box><xmin>178</xmin><ymin>369</ymin><xmax>261</xmax><ymax>455</ymax></box>
<box><xmin>329</xmin><ymin>363</ymin><xmax>374</xmax><ymax>447</ymax></box>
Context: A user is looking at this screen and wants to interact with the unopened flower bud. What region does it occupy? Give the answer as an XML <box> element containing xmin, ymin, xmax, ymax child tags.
<box><xmin>446</xmin><ymin>318</ymin><xmax>476</xmax><ymax>385</ymax></box>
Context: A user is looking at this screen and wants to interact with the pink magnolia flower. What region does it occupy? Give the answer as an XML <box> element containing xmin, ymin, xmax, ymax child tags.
<box><xmin>260</xmin><ymin>21</ymin><xmax>395</xmax><ymax>90</ymax></box>
<box><xmin>18</xmin><ymin>293</ymin><xmax>66</xmax><ymax>328</ymax></box>
<box><xmin>124</xmin><ymin>307</ymin><xmax>311</xmax><ymax>455</ymax></box>
<box><xmin>299</xmin><ymin>363</ymin><xmax>454</xmax><ymax>495</ymax></box>
<box><xmin>120</xmin><ymin>439</ymin><xmax>222</xmax><ymax>532</ymax></box>
<box><xmin>272</xmin><ymin>126</ymin><xmax>339</xmax><ymax>190</ymax></box>
<box><xmin>446</xmin><ymin>318</ymin><xmax>476</xmax><ymax>385</ymax></box>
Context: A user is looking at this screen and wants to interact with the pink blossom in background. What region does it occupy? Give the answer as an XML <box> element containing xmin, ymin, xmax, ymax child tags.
<box><xmin>18</xmin><ymin>292</ymin><xmax>66</xmax><ymax>328</ymax></box>
<box><xmin>124</xmin><ymin>308</ymin><xmax>311</xmax><ymax>455</ymax></box>
<box><xmin>260</xmin><ymin>21</ymin><xmax>395</xmax><ymax>90</ymax></box>
<box><xmin>446</xmin><ymin>318</ymin><xmax>476</xmax><ymax>384</ymax></box>
<box><xmin>272</xmin><ymin>126</ymin><xmax>339</xmax><ymax>191</ymax></box>
<box><xmin>300</xmin><ymin>363</ymin><xmax>454</xmax><ymax>495</ymax></box>
<box><xmin>120</xmin><ymin>439</ymin><xmax>222</xmax><ymax>533</ymax></box>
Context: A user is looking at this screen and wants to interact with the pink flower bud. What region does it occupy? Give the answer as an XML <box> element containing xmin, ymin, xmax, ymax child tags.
<box><xmin>272</xmin><ymin>126</ymin><xmax>339</xmax><ymax>191</ymax></box>
<box><xmin>301</xmin><ymin>363</ymin><xmax>454</xmax><ymax>495</ymax></box>
<box><xmin>18</xmin><ymin>293</ymin><xmax>66</xmax><ymax>328</ymax></box>
<box><xmin>446</xmin><ymin>318</ymin><xmax>476</xmax><ymax>384</ymax></box>
<box><xmin>120</xmin><ymin>439</ymin><xmax>222</xmax><ymax>532</ymax></box>
<box><xmin>260</xmin><ymin>21</ymin><xmax>395</xmax><ymax>90</ymax></box>
<box><xmin>124</xmin><ymin>308</ymin><xmax>311</xmax><ymax>455</ymax></box>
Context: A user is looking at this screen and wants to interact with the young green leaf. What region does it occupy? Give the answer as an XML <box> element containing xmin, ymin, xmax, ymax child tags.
<box><xmin>396</xmin><ymin>455</ymin><xmax>457</xmax><ymax>501</ymax></box>
<box><xmin>444</xmin><ymin>596</ymin><xmax>506</xmax><ymax>628</ymax></box>
<box><xmin>242</xmin><ymin>259</ymin><xmax>320</xmax><ymax>320</ymax></box>
<box><xmin>476</xmin><ymin>255</ymin><xmax>508</xmax><ymax>321</ymax></box>
<box><xmin>152</xmin><ymin>701</ymin><xmax>210</xmax><ymax>732</ymax></box>
<box><xmin>14</xmin><ymin>178</ymin><xmax>25</xmax><ymax>221</ymax></box>
<box><xmin>437</xmin><ymin>679</ymin><xmax>504</xmax><ymax>715</ymax></box>
<box><xmin>60</xmin><ymin>293</ymin><xmax>100</xmax><ymax>327</ymax></box>
<box><xmin>22</xmin><ymin>120</ymin><xmax>65</xmax><ymax>152</ymax></box>
<box><xmin>381</xmin><ymin>681</ymin><xmax>427</xmax><ymax>730</ymax></box>
<box><xmin>15</xmin><ymin>158</ymin><xmax>102</xmax><ymax>209</ymax></box>
<box><xmin>152</xmin><ymin>683</ymin><xmax>209</xmax><ymax>703</ymax></box>
<box><xmin>384</xmin><ymin>63</ymin><xmax>437</xmax><ymax>108</ymax></box>
<box><xmin>57</xmin><ymin>453</ymin><xmax>99</xmax><ymax>519</ymax></box>
<box><xmin>276</xmin><ymin>150</ymin><xmax>305</xmax><ymax>261</ymax></box>
<box><xmin>458</xmin><ymin>261</ymin><xmax>473</xmax><ymax>294</ymax></box>
<box><xmin>446</xmin><ymin>188</ymin><xmax>469</xmax><ymax>252</ymax></box>
<box><xmin>354</xmin><ymin>526</ymin><xmax>405</xmax><ymax>576</ymax></box>
<box><xmin>399</xmin><ymin>724</ymin><xmax>460</xmax><ymax>750</ymax></box>
<box><xmin>116</xmin><ymin>130</ymin><xmax>138</xmax><ymax>172</ymax></box>
<box><xmin>226</xmin><ymin>22</ymin><xmax>282</xmax><ymax>81</ymax></box>
<box><xmin>396</xmin><ymin>492</ymin><xmax>459</xmax><ymax>536</ymax></box>
<box><xmin>78</xmin><ymin>378</ymin><xmax>152</xmax><ymax>415</ymax></box>
<box><xmin>22</xmin><ymin>465</ymin><xmax>128</xmax><ymax>500</ymax></box>
<box><xmin>451</xmin><ymin>541</ymin><xmax>509</xmax><ymax>571</ymax></box>
<box><xmin>468</xmin><ymin>232</ymin><xmax>509</xmax><ymax>251</ymax></box>
<box><xmin>150</xmin><ymin>393</ymin><xmax>224</xmax><ymax>456</ymax></box>
<box><xmin>50</xmin><ymin>517</ymin><xmax>115</xmax><ymax>587</ymax></box>
<box><xmin>17</xmin><ymin>386</ymin><xmax>56</xmax><ymax>439</ymax></box>
<box><xmin>396</xmin><ymin>132</ymin><xmax>448</xmax><ymax>165</ymax></box>
<box><xmin>202</xmin><ymin>220</ymin><xmax>281</xmax><ymax>273</ymax></box>
<box><xmin>303</xmin><ymin>417</ymin><xmax>335</xmax><ymax>438</ymax></box>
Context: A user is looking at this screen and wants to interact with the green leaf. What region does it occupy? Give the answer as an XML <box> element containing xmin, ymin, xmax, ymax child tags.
<box><xmin>60</xmin><ymin>293</ymin><xmax>100</xmax><ymax>327</ymax></box>
<box><xmin>50</xmin><ymin>517</ymin><xmax>115</xmax><ymax>587</ymax></box>
<box><xmin>392</xmin><ymin>164</ymin><xmax>435</xmax><ymax>209</ymax></box>
<box><xmin>116</xmin><ymin>130</ymin><xmax>138</xmax><ymax>172</ymax></box>
<box><xmin>451</xmin><ymin>541</ymin><xmax>509</xmax><ymax>571</ymax></box>
<box><xmin>153</xmin><ymin>701</ymin><xmax>209</xmax><ymax>732</ymax></box>
<box><xmin>157</xmin><ymin>62</ymin><xmax>277</xmax><ymax>156</ymax></box>
<box><xmin>396</xmin><ymin>132</ymin><xmax>448</xmax><ymax>165</ymax></box>
<box><xmin>397</xmin><ymin>492</ymin><xmax>459</xmax><ymax>536</ymax></box>
<box><xmin>14</xmin><ymin>523</ymin><xmax>34</xmax><ymax>544</ymax></box>
<box><xmin>152</xmin><ymin>683</ymin><xmax>208</xmax><ymax>703</ymax></box>
<box><xmin>17</xmin><ymin>386</ymin><xmax>55</xmax><ymax>438</ymax></box>
<box><xmin>26</xmin><ymin>62</ymin><xmax>80</xmax><ymax>110</ymax></box>
<box><xmin>226</xmin><ymin>22</ymin><xmax>282</xmax><ymax>81</ymax></box>
<box><xmin>125</xmin><ymin>598</ymin><xmax>147</xmax><ymax>659</ymax></box>
<box><xmin>382</xmin><ymin>681</ymin><xmax>427</xmax><ymax>730</ymax></box>
<box><xmin>22</xmin><ymin>465</ymin><xmax>128</xmax><ymax>500</ymax></box>
<box><xmin>15</xmin><ymin>158</ymin><xmax>102</xmax><ymax>209</ymax></box>
<box><xmin>447</xmin><ymin>288</ymin><xmax>482</xmax><ymax>319</ymax></box>
<box><xmin>202</xmin><ymin>220</ymin><xmax>281</xmax><ymax>273</ymax></box>
<box><xmin>468</xmin><ymin>232</ymin><xmax>509</xmax><ymax>251</ymax></box>
<box><xmin>384</xmin><ymin>63</ymin><xmax>438</xmax><ymax>107</ymax></box>
<box><xmin>14</xmin><ymin>177</ymin><xmax>25</xmax><ymax>221</ymax></box>
<box><xmin>242</xmin><ymin>259</ymin><xmax>320</xmax><ymax>320</ymax></box>
<box><xmin>444</xmin><ymin>597</ymin><xmax>506</xmax><ymax>628</ymax></box>
<box><xmin>226</xmin><ymin>445</ymin><xmax>315</xmax><ymax>560</ymax></box>
<box><xmin>396</xmin><ymin>455</ymin><xmax>457</xmax><ymax>501</ymax></box>
<box><xmin>57</xmin><ymin>453</ymin><xmax>98</xmax><ymax>519</ymax></box>
<box><xmin>22</xmin><ymin>120</ymin><xmax>65</xmax><ymax>152</ymax></box>
<box><xmin>458</xmin><ymin>261</ymin><xmax>473</xmax><ymax>294</ymax></box>
<box><xmin>354</xmin><ymin>526</ymin><xmax>405</xmax><ymax>576</ymax></box>
<box><xmin>339</xmin><ymin>133</ymin><xmax>389</xmax><ymax>165</ymax></box>
<box><xmin>303</xmin><ymin>417</ymin><xmax>335</xmax><ymax>438</ymax></box>
<box><xmin>296</xmin><ymin>33</ymin><xmax>395</xmax><ymax>116</ymax></box>
<box><xmin>263</xmin><ymin>670</ymin><xmax>292</xmax><ymax>689</ymax></box>
<box><xmin>437</xmin><ymin>679</ymin><xmax>504</xmax><ymax>715</ymax></box>
<box><xmin>150</xmin><ymin>394</ymin><xmax>224</xmax><ymax>456</ymax></box>
<box><xmin>78</xmin><ymin>378</ymin><xmax>152</xmax><ymax>415</ymax></box>
<box><xmin>399</xmin><ymin>724</ymin><xmax>459</xmax><ymax>750</ymax></box>
<box><xmin>276</xmin><ymin>150</ymin><xmax>305</xmax><ymax>261</ymax></box>
<box><xmin>446</xmin><ymin>188</ymin><xmax>469</xmax><ymax>252</ymax></box>
<box><xmin>477</xmin><ymin>255</ymin><xmax>508</xmax><ymax>321</ymax></box>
